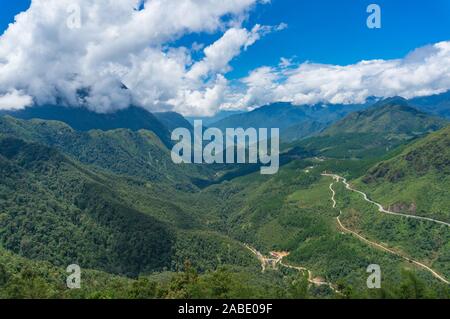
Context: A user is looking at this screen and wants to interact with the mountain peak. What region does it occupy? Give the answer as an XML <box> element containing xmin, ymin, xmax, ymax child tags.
<box><xmin>154</xmin><ymin>111</ymin><xmax>193</xmax><ymax>132</ymax></box>
<box><xmin>379</xmin><ymin>96</ymin><xmax>408</xmax><ymax>105</ymax></box>
<box><xmin>323</xmin><ymin>98</ymin><xmax>447</xmax><ymax>136</ymax></box>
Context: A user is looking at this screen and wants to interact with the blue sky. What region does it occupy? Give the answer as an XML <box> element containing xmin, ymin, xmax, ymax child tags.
<box><xmin>230</xmin><ymin>0</ymin><xmax>450</xmax><ymax>78</ymax></box>
<box><xmin>2</xmin><ymin>0</ymin><xmax>450</xmax><ymax>80</ymax></box>
<box><xmin>0</xmin><ymin>1</ymin><xmax>450</xmax><ymax>115</ymax></box>
<box><xmin>0</xmin><ymin>0</ymin><xmax>31</xmax><ymax>32</ymax></box>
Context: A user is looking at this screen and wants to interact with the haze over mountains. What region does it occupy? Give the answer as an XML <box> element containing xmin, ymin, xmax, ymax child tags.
<box><xmin>410</xmin><ymin>91</ymin><xmax>450</xmax><ymax>119</ymax></box>
<box><xmin>211</xmin><ymin>102</ymin><xmax>372</xmax><ymax>141</ymax></box>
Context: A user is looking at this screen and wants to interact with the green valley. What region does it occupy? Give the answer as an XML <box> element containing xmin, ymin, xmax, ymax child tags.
<box><xmin>0</xmin><ymin>98</ymin><xmax>449</xmax><ymax>299</ymax></box>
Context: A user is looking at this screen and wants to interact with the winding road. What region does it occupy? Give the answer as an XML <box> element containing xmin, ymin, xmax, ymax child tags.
<box><xmin>324</xmin><ymin>174</ymin><xmax>449</xmax><ymax>285</ymax></box>
<box><xmin>242</xmin><ymin>172</ymin><xmax>449</xmax><ymax>293</ymax></box>
<box><xmin>322</xmin><ymin>173</ymin><xmax>450</xmax><ymax>227</ymax></box>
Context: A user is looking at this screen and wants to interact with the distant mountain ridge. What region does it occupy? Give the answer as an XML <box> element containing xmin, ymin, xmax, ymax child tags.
<box><xmin>213</xmin><ymin>102</ymin><xmax>310</xmax><ymax>129</ymax></box>
<box><xmin>186</xmin><ymin>110</ymin><xmax>245</xmax><ymax>126</ymax></box>
<box><xmin>295</xmin><ymin>98</ymin><xmax>448</xmax><ymax>159</ymax></box>
<box><xmin>200</xmin><ymin>91</ymin><xmax>450</xmax><ymax>142</ymax></box>
<box><xmin>154</xmin><ymin>111</ymin><xmax>193</xmax><ymax>132</ymax></box>
<box><xmin>322</xmin><ymin>97</ymin><xmax>447</xmax><ymax>136</ymax></box>
<box><xmin>2</xmin><ymin>90</ymin><xmax>449</xmax><ymax>147</ymax></box>
<box><xmin>410</xmin><ymin>90</ymin><xmax>450</xmax><ymax>119</ymax></box>
<box><xmin>0</xmin><ymin>105</ymin><xmax>172</xmax><ymax>147</ymax></box>
<box><xmin>211</xmin><ymin>102</ymin><xmax>374</xmax><ymax>142</ymax></box>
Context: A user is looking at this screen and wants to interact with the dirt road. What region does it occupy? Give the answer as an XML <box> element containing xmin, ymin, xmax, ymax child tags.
<box><xmin>244</xmin><ymin>244</ymin><xmax>341</xmax><ymax>293</ymax></box>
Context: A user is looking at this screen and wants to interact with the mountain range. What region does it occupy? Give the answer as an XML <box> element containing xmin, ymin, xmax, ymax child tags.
<box><xmin>293</xmin><ymin>97</ymin><xmax>448</xmax><ymax>159</ymax></box>
<box><xmin>0</xmin><ymin>92</ymin><xmax>449</xmax><ymax>299</ymax></box>
<box><xmin>0</xmin><ymin>105</ymin><xmax>173</xmax><ymax>147</ymax></box>
<box><xmin>410</xmin><ymin>90</ymin><xmax>450</xmax><ymax>119</ymax></box>
<box><xmin>211</xmin><ymin>101</ymin><xmax>373</xmax><ymax>142</ymax></box>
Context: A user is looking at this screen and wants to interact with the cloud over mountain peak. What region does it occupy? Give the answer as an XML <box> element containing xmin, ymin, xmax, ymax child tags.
<box><xmin>0</xmin><ymin>0</ymin><xmax>449</xmax><ymax>116</ymax></box>
<box><xmin>0</xmin><ymin>0</ymin><xmax>273</xmax><ymax>115</ymax></box>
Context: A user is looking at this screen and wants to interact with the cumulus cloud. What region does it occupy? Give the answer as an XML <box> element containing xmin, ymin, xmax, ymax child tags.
<box><xmin>187</xmin><ymin>25</ymin><xmax>263</xmax><ymax>81</ymax></box>
<box><xmin>233</xmin><ymin>41</ymin><xmax>450</xmax><ymax>109</ymax></box>
<box><xmin>1</xmin><ymin>0</ymin><xmax>449</xmax><ymax>116</ymax></box>
<box><xmin>0</xmin><ymin>90</ymin><xmax>33</xmax><ymax>110</ymax></box>
<box><xmin>0</xmin><ymin>0</ymin><xmax>276</xmax><ymax>115</ymax></box>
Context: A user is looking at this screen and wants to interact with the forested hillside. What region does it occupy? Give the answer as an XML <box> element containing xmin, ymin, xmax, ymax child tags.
<box><xmin>0</xmin><ymin>105</ymin><xmax>173</xmax><ymax>147</ymax></box>
<box><xmin>1</xmin><ymin>0</ymin><xmax>449</xmax><ymax>302</ymax></box>
<box><xmin>295</xmin><ymin>98</ymin><xmax>448</xmax><ymax>159</ymax></box>
<box><xmin>0</xmin><ymin>137</ymin><xmax>175</xmax><ymax>276</ymax></box>
<box><xmin>0</xmin><ymin>116</ymin><xmax>209</xmax><ymax>185</ymax></box>
<box><xmin>199</xmin><ymin>158</ymin><xmax>449</xmax><ymax>297</ymax></box>
<box><xmin>0</xmin><ymin>134</ymin><xmax>254</xmax><ymax>278</ymax></box>
<box><xmin>0</xmin><ymin>102</ymin><xmax>449</xmax><ymax>299</ymax></box>
<box><xmin>357</xmin><ymin>125</ymin><xmax>450</xmax><ymax>222</ymax></box>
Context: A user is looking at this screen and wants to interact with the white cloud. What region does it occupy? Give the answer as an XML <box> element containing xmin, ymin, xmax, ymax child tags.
<box><xmin>0</xmin><ymin>90</ymin><xmax>33</xmax><ymax>110</ymax></box>
<box><xmin>187</xmin><ymin>26</ymin><xmax>261</xmax><ymax>81</ymax></box>
<box><xmin>171</xmin><ymin>75</ymin><xmax>229</xmax><ymax>117</ymax></box>
<box><xmin>1</xmin><ymin>0</ymin><xmax>448</xmax><ymax>116</ymax></box>
<box><xmin>233</xmin><ymin>41</ymin><xmax>450</xmax><ymax>109</ymax></box>
<box><xmin>0</xmin><ymin>0</ymin><xmax>275</xmax><ymax>115</ymax></box>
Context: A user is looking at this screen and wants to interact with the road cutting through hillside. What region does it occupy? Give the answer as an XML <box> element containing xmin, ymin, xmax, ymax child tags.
<box><xmin>243</xmin><ymin>244</ymin><xmax>341</xmax><ymax>293</ymax></box>
<box><xmin>322</xmin><ymin>173</ymin><xmax>450</xmax><ymax>227</ymax></box>
<box><xmin>325</xmin><ymin>177</ymin><xmax>449</xmax><ymax>285</ymax></box>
